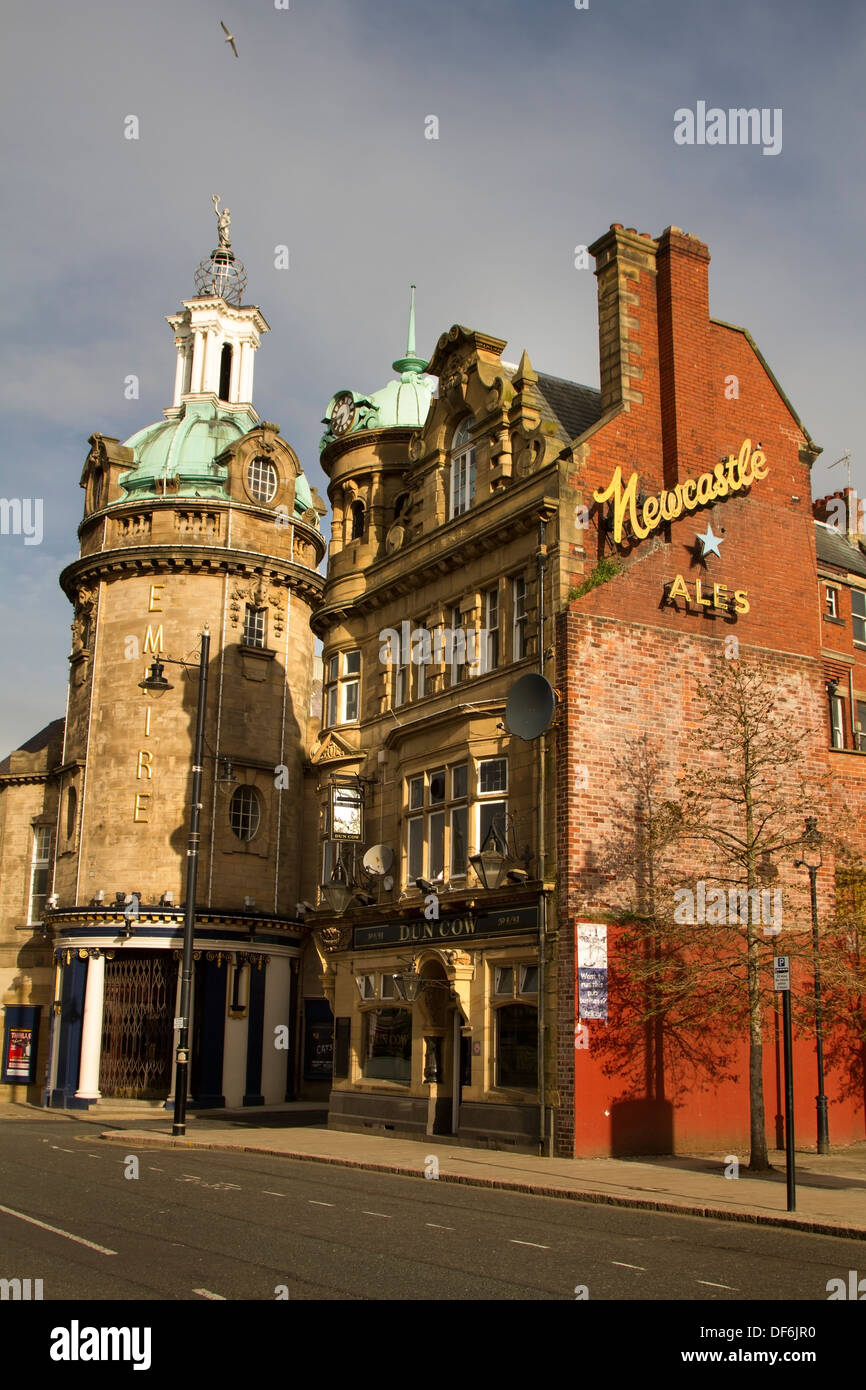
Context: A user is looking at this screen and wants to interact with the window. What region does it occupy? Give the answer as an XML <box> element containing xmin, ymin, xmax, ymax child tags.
<box><xmin>380</xmin><ymin>973</ymin><xmax>397</xmax><ymax>1000</ymax></box>
<box><xmin>451</xmin><ymin>604</ymin><xmax>467</xmax><ymax>685</ymax></box>
<box><xmin>494</xmin><ymin>966</ymin><xmax>514</xmax><ymax>996</ymax></box>
<box><xmin>857</xmin><ymin>701</ymin><xmax>866</xmax><ymax>752</ymax></box>
<box><xmin>246</xmin><ymin>457</ymin><xmax>278</xmax><ymax>504</ymax></box>
<box><xmin>324</xmin><ymin>651</ymin><xmax>360</xmax><ymax>725</ymax></box>
<box><xmin>477</xmin><ymin>757</ymin><xmax>508</xmax><ymax>855</ymax></box>
<box><xmin>394</xmin><ymin>658</ymin><xmax>409</xmax><ymax>708</ymax></box>
<box><xmin>853</xmin><ymin>590</ymin><xmax>866</xmax><ymax>647</ymax></box>
<box><xmin>831</xmin><ymin>696</ymin><xmax>845</xmax><ymax>750</ymax></box>
<box><xmin>229</xmin><ymin>785</ymin><xmax>261</xmax><ymax>841</ymax></box>
<box><xmin>449</xmin><ymin>419</ymin><xmax>476</xmax><ymax>519</ymax></box>
<box><xmin>513</xmin><ymin>576</ymin><xmax>528</xmax><ymax>659</ymax></box>
<box><xmin>362</xmin><ymin>1008</ymin><xmax>412</xmax><ymax>1084</ymax></box>
<box><xmin>66</xmin><ymin>786</ymin><xmax>77</xmax><ymax>841</ymax></box>
<box><xmin>28</xmin><ymin>826</ymin><xmax>51</xmax><ymax>924</ymax></box>
<box><xmin>355</xmin><ymin>974</ymin><xmax>376</xmax><ymax>1001</ymax></box>
<box><xmin>825</xmin><ymin>586</ymin><xmax>839</xmax><ymax>619</ymax></box>
<box><xmin>243</xmin><ymin>605</ymin><xmax>266</xmax><ymax>649</ymax></box>
<box><xmin>219</xmin><ymin>343</ymin><xmax>232</xmax><ymax>400</ymax></box>
<box><xmin>350</xmin><ymin>500</ymin><xmax>366</xmax><ymax>540</ymax></box>
<box><xmin>483</xmin><ymin>588</ymin><xmax>499</xmax><ymax>673</ymax></box>
<box><xmin>405</xmin><ymin>763</ymin><xmax>468</xmax><ymax>885</ymax></box>
<box><xmin>496</xmin><ymin>1004</ymin><xmax>537</xmax><ymax>1089</ymax></box>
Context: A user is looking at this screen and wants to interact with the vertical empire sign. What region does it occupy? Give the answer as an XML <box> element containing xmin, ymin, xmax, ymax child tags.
<box><xmin>576</xmin><ymin>922</ymin><xmax>608</xmax><ymax>1021</ymax></box>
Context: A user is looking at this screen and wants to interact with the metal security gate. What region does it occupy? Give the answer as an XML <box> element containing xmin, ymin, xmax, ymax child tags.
<box><xmin>99</xmin><ymin>952</ymin><xmax>178</xmax><ymax>1099</ymax></box>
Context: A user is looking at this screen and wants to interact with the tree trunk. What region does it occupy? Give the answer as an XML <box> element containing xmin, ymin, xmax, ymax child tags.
<box><xmin>747</xmin><ymin>918</ymin><xmax>771</xmax><ymax>1169</ymax></box>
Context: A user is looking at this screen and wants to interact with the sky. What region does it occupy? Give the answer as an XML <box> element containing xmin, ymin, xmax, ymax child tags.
<box><xmin>1</xmin><ymin>0</ymin><xmax>864</xmax><ymax>754</ymax></box>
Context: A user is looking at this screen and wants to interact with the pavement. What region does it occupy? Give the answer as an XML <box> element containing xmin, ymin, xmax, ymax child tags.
<box><xmin>4</xmin><ymin>1100</ymin><xmax>865</xmax><ymax>1241</ymax></box>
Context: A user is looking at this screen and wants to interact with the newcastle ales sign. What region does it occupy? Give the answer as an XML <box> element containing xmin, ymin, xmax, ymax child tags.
<box><xmin>593</xmin><ymin>438</ymin><xmax>768</xmax><ymax>546</ymax></box>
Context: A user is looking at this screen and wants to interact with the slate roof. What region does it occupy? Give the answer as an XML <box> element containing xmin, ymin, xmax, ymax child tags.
<box><xmin>814</xmin><ymin>521</ymin><xmax>866</xmax><ymax>580</ymax></box>
<box><xmin>535</xmin><ymin>372</ymin><xmax>603</xmax><ymax>444</ymax></box>
<box><xmin>0</xmin><ymin>717</ymin><xmax>65</xmax><ymax>774</ymax></box>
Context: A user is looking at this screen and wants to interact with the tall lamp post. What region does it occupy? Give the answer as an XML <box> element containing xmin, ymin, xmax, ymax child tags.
<box><xmin>795</xmin><ymin>816</ymin><xmax>829</xmax><ymax>1154</ymax></box>
<box><xmin>139</xmin><ymin>626</ymin><xmax>210</xmax><ymax>1137</ymax></box>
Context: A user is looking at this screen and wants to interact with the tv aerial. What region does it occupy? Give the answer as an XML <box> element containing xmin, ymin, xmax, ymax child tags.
<box><xmin>504</xmin><ymin>672</ymin><xmax>557</xmax><ymax>741</ymax></box>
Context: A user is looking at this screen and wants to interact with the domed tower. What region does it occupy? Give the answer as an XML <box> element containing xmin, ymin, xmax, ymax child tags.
<box><xmin>47</xmin><ymin>202</ymin><xmax>326</xmax><ymax>1111</ymax></box>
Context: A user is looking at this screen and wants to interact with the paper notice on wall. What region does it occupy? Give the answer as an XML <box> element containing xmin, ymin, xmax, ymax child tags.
<box><xmin>576</xmin><ymin>921</ymin><xmax>608</xmax><ymax>1021</ymax></box>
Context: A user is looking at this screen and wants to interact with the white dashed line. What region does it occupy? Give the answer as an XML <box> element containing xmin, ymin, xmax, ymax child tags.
<box><xmin>697</xmin><ymin>1280</ymin><xmax>738</xmax><ymax>1290</ymax></box>
<box><xmin>147</xmin><ymin>1167</ymin><xmax>163</xmax><ymax>1172</ymax></box>
<box><xmin>0</xmin><ymin>1204</ymin><xmax>117</xmax><ymax>1255</ymax></box>
<box><xmin>309</xmin><ymin>1200</ymin><xmax>335</xmax><ymax>1207</ymax></box>
<box><xmin>510</xmin><ymin>1240</ymin><xmax>551</xmax><ymax>1249</ymax></box>
<box><xmin>263</xmin><ymin>1191</ymin><xmax>286</xmax><ymax>1197</ymax></box>
<box><xmin>193</xmin><ymin>1288</ymin><xmax>226</xmax><ymax>1300</ymax></box>
<box><xmin>611</xmin><ymin>1261</ymin><xmax>646</xmax><ymax>1270</ymax></box>
<box><xmin>51</xmin><ymin>1146</ymin><xmax>74</xmax><ymax>1153</ymax></box>
<box><xmin>87</xmin><ymin>1154</ymin><xmax>101</xmax><ymax>1159</ymax></box>
<box><xmin>362</xmin><ymin>1210</ymin><xmax>391</xmax><ymax>1219</ymax></box>
<box><xmin>426</xmin><ymin>1223</ymin><xmax>455</xmax><ymax>1230</ymax></box>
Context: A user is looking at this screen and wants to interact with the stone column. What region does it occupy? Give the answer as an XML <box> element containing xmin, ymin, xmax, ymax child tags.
<box><xmin>173</xmin><ymin>339</ymin><xmax>186</xmax><ymax>407</ymax></box>
<box><xmin>190</xmin><ymin>330</ymin><xmax>204</xmax><ymax>395</ymax></box>
<box><xmin>74</xmin><ymin>952</ymin><xmax>105</xmax><ymax>1102</ymax></box>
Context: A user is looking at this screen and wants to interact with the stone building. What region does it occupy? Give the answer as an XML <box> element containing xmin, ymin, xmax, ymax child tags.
<box><xmin>0</xmin><ymin>214</ymin><xmax>326</xmax><ymax>1108</ymax></box>
<box><xmin>309</xmin><ymin>229</ymin><xmax>866</xmax><ymax>1158</ymax></box>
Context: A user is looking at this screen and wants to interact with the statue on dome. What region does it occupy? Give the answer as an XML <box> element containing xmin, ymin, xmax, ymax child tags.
<box><xmin>212</xmin><ymin>194</ymin><xmax>232</xmax><ymax>250</ymax></box>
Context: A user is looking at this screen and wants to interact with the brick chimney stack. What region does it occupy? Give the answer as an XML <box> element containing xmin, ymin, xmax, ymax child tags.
<box><xmin>588</xmin><ymin>224</ymin><xmax>663</xmax><ymax>485</ymax></box>
<box><xmin>655</xmin><ymin>226</ymin><xmax>715</xmax><ymax>489</ymax></box>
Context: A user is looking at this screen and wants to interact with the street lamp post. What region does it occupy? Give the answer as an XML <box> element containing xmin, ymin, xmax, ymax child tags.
<box><xmin>140</xmin><ymin>626</ymin><xmax>210</xmax><ymax>1137</ymax></box>
<box><xmin>795</xmin><ymin>816</ymin><xmax>830</xmax><ymax>1155</ymax></box>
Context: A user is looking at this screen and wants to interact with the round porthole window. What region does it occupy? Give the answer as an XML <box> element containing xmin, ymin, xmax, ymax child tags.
<box><xmin>246</xmin><ymin>458</ymin><xmax>278</xmax><ymax>504</ymax></box>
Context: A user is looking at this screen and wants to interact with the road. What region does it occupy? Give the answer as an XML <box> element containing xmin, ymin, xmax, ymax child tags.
<box><xmin>0</xmin><ymin>1119</ymin><xmax>862</xmax><ymax>1301</ymax></box>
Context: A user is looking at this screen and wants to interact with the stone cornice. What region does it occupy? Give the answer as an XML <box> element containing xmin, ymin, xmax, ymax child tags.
<box><xmin>0</xmin><ymin>771</ymin><xmax>53</xmax><ymax>787</ymax></box>
<box><xmin>59</xmin><ymin>546</ymin><xmax>325</xmax><ymax>608</ymax></box>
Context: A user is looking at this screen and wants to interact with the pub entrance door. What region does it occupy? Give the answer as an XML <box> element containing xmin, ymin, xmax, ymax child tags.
<box><xmin>99</xmin><ymin>951</ymin><xmax>178</xmax><ymax>1100</ymax></box>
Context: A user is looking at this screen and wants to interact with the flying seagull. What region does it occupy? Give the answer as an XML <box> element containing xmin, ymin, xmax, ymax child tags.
<box><xmin>220</xmin><ymin>21</ymin><xmax>238</xmax><ymax>58</ymax></box>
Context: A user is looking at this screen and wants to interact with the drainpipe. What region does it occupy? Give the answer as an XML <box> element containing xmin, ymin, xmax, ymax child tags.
<box><xmin>536</xmin><ymin>518</ymin><xmax>550</xmax><ymax>1156</ymax></box>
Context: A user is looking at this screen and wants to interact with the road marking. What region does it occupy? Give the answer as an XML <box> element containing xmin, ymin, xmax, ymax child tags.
<box><xmin>51</xmin><ymin>1146</ymin><xmax>74</xmax><ymax>1153</ymax></box>
<box><xmin>193</xmin><ymin>1288</ymin><xmax>226</xmax><ymax>1300</ymax></box>
<box><xmin>611</xmin><ymin>1261</ymin><xmax>646</xmax><ymax>1270</ymax></box>
<box><xmin>87</xmin><ymin>1154</ymin><xmax>101</xmax><ymax>1159</ymax></box>
<box><xmin>309</xmin><ymin>1200</ymin><xmax>335</xmax><ymax>1207</ymax></box>
<box><xmin>510</xmin><ymin>1239</ymin><xmax>551</xmax><ymax>1250</ymax></box>
<box><xmin>0</xmin><ymin>1203</ymin><xmax>117</xmax><ymax>1255</ymax></box>
<box><xmin>697</xmin><ymin>1280</ymin><xmax>738</xmax><ymax>1290</ymax></box>
<box><xmin>147</xmin><ymin>1167</ymin><xmax>163</xmax><ymax>1172</ymax></box>
<box><xmin>263</xmin><ymin>1191</ymin><xmax>286</xmax><ymax>1197</ymax></box>
<box><xmin>362</xmin><ymin>1210</ymin><xmax>391</xmax><ymax>1219</ymax></box>
<box><xmin>426</xmin><ymin>1223</ymin><xmax>455</xmax><ymax>1230</ymax></box>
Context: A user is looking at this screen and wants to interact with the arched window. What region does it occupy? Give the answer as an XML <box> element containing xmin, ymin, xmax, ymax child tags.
<box><xmin>219</xmin><ymin>343</ymin><xmax>233</xmax><ymax>400</ymax></box>
<box><xmin>350</xmin><ymin>500</ymin><xmax>366</xmax><ymax>540</ymax></box>
<box><xmin>229</xmin><ymin>785</ymin><xmax>262</xmax><ymax>841</ymax></box>
<box><xmin>449</xmin><ymin>418</ymin><xmax>476</xmax><ymax>519</ymax></box>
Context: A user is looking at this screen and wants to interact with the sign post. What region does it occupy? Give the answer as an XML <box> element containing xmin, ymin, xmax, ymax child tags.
<box><xmin>774</xmin><ymin>956</ymin><xmax>796</xmax><ymax>1212</ymax></box>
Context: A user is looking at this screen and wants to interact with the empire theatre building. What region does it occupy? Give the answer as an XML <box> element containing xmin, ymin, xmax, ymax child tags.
<box><xmin>310</xmin><ymin>226</ymin><xmax>866</xmax><ymax>1158</ymax></box>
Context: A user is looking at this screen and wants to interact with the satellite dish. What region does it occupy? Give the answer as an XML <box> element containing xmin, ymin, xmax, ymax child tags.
<box><xmin>363</xmin><ymin>844</ymin><xmax>394</xmax><ymax>875</ymax></box>
<box><xmin>505</xmin><ymin>673</ymin><xmax>556</xmax><ymax>741</ymax></box>
<box><xmin>299</xmin><ymin>507</ymin><xmax>320</xmax><ymax>528</ymax></box>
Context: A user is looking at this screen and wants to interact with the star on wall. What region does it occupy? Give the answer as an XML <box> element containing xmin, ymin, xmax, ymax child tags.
<box><xmin>696</xmin><ymin>523</ymin><xmax>724</xmax><ymax>559</ymax></box>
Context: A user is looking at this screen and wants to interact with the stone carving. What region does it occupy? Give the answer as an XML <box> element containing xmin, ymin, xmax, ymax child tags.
<box><xmin>317</xmin><ymin>924</ymin><xmax>351</xmax><ymax>953</ymax></box>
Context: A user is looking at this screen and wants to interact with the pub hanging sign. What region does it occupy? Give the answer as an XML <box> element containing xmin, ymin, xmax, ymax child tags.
<box><xmin>329</xmin><ymin>779</ymin><xmax>364</xmax><ymax>842</ymax></box>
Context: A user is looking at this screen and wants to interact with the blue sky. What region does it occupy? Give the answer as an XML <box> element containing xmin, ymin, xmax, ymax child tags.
<box><xmin>1</xmin><ymin>0</ymin><xmax>864</xmax><ymax>752</ymax></box>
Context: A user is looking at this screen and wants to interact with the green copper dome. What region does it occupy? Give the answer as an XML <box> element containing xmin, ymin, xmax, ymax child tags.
<box><xmin>119</xmin><ymin>400</ymin><xmax>258</xmax><ymax>500</ymax></box>
<box><xmin>319</xmin><ymin>286</ymin><xmax>434</xmax><ymax>450</ymax></box>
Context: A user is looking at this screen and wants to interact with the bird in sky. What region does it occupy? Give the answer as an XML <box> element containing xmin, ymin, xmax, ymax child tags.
<box><xmin>220</xmin><ymin>21</ymin><xmax>238</xmax><ymax>58</ymax></box>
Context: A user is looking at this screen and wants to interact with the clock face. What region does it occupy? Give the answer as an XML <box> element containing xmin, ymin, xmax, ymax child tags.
<box><xmin>331</xmin><ymin>392</ymin><xmax>356</xmax><ymax>437</ymax></box>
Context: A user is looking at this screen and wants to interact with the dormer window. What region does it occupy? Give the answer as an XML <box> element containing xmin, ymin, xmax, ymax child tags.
<box><xmin>449</xmin><ymin>418</ymin><xmax>476</xmax><ymax>519</ymax></box>
<box><xmin>247</xmin><ymin>458</ymin><xmax>278</xmax><ymax>504</ymax></box>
